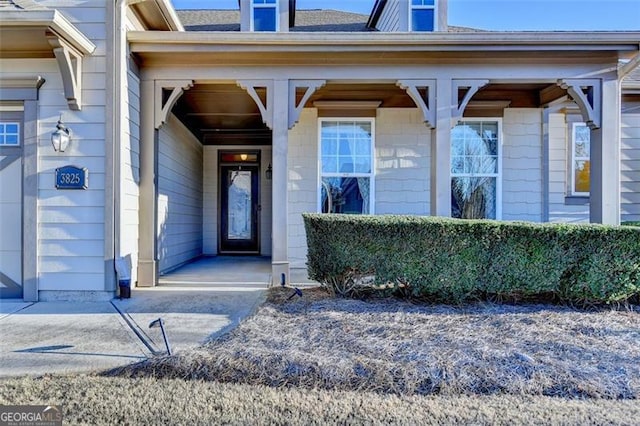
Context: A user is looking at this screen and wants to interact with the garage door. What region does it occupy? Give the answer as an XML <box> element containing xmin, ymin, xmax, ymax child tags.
<box><xmin>0</xmin><ymin>113</ymin><xmax>23</xmax><ymax>298</ymax></box>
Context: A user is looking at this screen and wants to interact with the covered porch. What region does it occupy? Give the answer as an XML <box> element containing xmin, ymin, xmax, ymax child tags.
<box><xmin>126</xmin><ymin>31</ymin><xmax>638</xmax><ymax>289</ymax></box>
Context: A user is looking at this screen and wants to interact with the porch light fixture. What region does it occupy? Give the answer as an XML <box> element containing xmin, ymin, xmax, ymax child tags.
<box><xmin>266</xmin><ymin>163</ymin><xmax>272</xmax><ymax>180</ymax></box>
<box><xmin>240</xmin><ymin>153</ymin><xmax>248</xmax><ymax>161</ymax></box>
<box><xmin>51</xmin><ymin>116</ymin><xmax>71</xmax><ymax>152</ymax></box>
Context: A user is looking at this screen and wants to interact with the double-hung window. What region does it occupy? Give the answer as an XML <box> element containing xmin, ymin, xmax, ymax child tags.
<box><xmin>451</xmin><ymin>120</ymin><xmax>501</xmax><ymax>219</ymax></box>
<box><xmin>319</xmin><ymin>119</ymin><xmax>374</xmax><ymax>215</ymax></box>
<box><xmin>411</xmin><ymin>0</ymin><xmax>436</xmax><ymax>32</ymax></box>
<box><xmin>570</xmin><ymin>122</ymin><xmax>590</xmax><ymax>196</ymax></box>
<box><xmin>252</xmin><ymin>0</ymin><xmax>278</xmax><ymax>32</ymax></box>
<box><xmin>0</xmin><ymin>122</ymin><xmax>20</xmax><ymax>146</ymax></box>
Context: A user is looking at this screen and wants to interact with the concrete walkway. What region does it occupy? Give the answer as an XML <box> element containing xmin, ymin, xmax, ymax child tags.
<box><xmin>0</xmin><ymin>287</ymin><xmax>266</xmax><ymax>378</ymax></box>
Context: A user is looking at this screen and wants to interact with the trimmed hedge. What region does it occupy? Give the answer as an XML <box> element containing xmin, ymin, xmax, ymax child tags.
<box><xmin>303</xmin><ymin>214</ymin><xmax>640</xmax><ymax>305</ymax></box>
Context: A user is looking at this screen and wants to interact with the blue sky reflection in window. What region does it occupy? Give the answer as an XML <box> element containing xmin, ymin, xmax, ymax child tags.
<box><xmin>411</xmin><ymin>0</ymin><xmax>435</xmax><ymax>32</ymax></box>
<box><xmin>253</xmin><ymin>0</ymin><xmax>277</xmax><ymax>31</ymax></box>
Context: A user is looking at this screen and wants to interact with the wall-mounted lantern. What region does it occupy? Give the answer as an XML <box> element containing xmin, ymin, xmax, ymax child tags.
<box><xmin>265</xmin><ymin>163</ymin><xmax>272</xmax><ymax>180</ymax></box>
<box><xmin>51</xmin><ymin>116</ymin><xmax>71</xmax><ymax>152</ymax></box>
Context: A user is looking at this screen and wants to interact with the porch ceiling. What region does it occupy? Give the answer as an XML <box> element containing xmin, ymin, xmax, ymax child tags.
<box><xmin>173</xmin><ymin>82</ymin><xmax>569</xmax><ymax>144</ymax></box>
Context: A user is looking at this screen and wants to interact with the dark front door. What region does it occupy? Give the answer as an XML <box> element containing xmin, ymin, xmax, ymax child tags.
<box><xmin>220</xmin><ymin>165</ymin><xmax>260</xmax><ymax>254</ymax></box>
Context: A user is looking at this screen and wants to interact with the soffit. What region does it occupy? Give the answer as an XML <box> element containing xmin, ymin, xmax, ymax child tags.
<box><xmin>0</xmin><ymin>10</ymin><xmax>95</xmax><ymax>58</ymax></box>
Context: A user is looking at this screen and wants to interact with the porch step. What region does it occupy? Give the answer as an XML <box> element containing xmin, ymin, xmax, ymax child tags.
<box><xmin>157</xmin><ymin>281</ymin><xmax>270</xmax><ymax>289</ymax></box>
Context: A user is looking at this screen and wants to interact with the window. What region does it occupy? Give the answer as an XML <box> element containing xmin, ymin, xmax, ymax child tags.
<box><xmin>0</xmin><ymin>122</ymin><xmax>20</xmax><ymax>146</ymax></box>
<box><xmin>252</xmin><ymin>0</ymin><xmax>278</xmax><ymax>32</ymax></box>
<box><xmin>451</xmin><ymin>120</ymin><xmax>501</xmax><ymax>219</ymax></box>
<box><xmin>571</xmin><ymin>122</ymin><xmax>590</xmax><ymax>195</ymax></box>
<box><xmin>319</xmin><ymin>120</ymin><xmax>374</xmax><ymax>214</ymax></box>
<box><xmin>411</xmin><ymin>0</ymin><xmax>435</xmax><ymax>32</ymax></box>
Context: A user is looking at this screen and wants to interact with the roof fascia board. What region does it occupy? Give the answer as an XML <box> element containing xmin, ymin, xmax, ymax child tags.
<box><xmin>0</xmin><ymin>10</ymin><xmax>96</xmax><ymax>54</ymax></box>
<box><xmin>127</xmin><ymin>30</ymin><xmax>640</xmax><ymax>48</ymax></box>
<box><xmin>367</xmin><ymin>0</ymin><xmax>387</xmax><ymax>29</ymax></box>
<box><xmin>128</xmin><ymin>0</ymin><xmax>184</xmax><ymax>31</ymax></box>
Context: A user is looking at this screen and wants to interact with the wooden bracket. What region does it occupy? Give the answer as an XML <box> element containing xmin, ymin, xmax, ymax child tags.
<box><xmin>452</xmin><ymin>79</ymin><xmax>489</xmax><ymax>126</ymax></box>
<box><xmin>237</xmin><ymin>80</ymin><xmax>274</xmax><ymax>130</ymax></box>
<box><xmin>557</xmin><ymin>79</ymin><xmax>601</xmax><ymax>129</ymax></box>
<box><xmin>289</xmin><ymin>80</ymin><xmax>325</xmax><ymax>129</ymax></box>
<box><xmin>154</xmin><ymin>80</ymin><xmax>193</xmax><ymax>129</ymax></box>
<box><xmin>397</xmin><ymin>79</ymin><xmax>436</xmax><ymax>128</ymax></box>
<box><xmin>47</xmin><ymin>35</ymin><xmax>83</xmax><ymax>110</ymax></box>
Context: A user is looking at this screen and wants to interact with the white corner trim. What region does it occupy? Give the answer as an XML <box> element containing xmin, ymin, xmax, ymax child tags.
<box><xmin>397</xmin><ymin>79</ymin><xmax>436</xmax><ymax>128</ymax></box>
<box><xmin>452</xmin><ymin>79</ymin><xmax>489</xmax><ymax>126</ymax></box>
<box><xmin>154</xmin><ymin>80</ymin><xmax>193</xmax><ymax>129</ymax></box>
<box><xmin>557</xmin><ymin>79</ymin><xmax>602</xmax><ymax>129</ymax></box>
<box><xmin>238</xmin><ymin>79</ymin><xmax>274</xmax><ymax>130</ymax></box>
<box><xmin>289</xmin><ymin>80</ymin><xmax>325</xmax><ymax>129</ymax></box>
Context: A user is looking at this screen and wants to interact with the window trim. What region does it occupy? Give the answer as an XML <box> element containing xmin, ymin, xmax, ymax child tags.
<box><xmin>317</xmin><ymin>117</ymin><xmax>376</xmax><ymax>215</ymax></box>
<box><xmin>451</xmin><ymin>117</ymin><xmax>503</xmax><ymax>220</ymax></box>
<box><xmin>409</xmin><ymin>0</ymin><xmax>437</xmax><ymax>32</ymax></box>
<box><xmin>250</xmin><ymin>0</ymin><xmax>279</xmax><ymax>32</ymax></box>
<box><xmin>0</xmin><ymin>121</ymin><xmax>21</xmax><ymax>146</ymax></box>
<box><xmin>570</xmin><ymin>121</ymin><xmax>590</xmax><ymax>197</ymax></box>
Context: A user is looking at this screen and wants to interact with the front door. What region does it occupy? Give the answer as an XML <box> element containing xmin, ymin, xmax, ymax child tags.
<box><xmin>220</xmin><ymin>164</ymin><xmax>260</xmax><ymax>254</ymax></box>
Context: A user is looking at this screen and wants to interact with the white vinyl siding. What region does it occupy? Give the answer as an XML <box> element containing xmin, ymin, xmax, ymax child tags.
<box><xmin>157</xmin><ymin>114</ymin><xmax>203</xmax><ymax>273</ymax></box>
<box><xmin>376</xmin><ymin>0</ymin><xmax>401</xmax><ymax>32</ymax></box>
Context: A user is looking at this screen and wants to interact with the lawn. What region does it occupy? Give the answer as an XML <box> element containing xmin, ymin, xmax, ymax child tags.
<box><xmin>111</xmin><ymin>287</ymin><xmax>640</xmax><ymax>399</ymax></box>
<box><xmin>1</xmin><ymin>287</ymin><xmax>639</xmax><ymax>425</ymax></box>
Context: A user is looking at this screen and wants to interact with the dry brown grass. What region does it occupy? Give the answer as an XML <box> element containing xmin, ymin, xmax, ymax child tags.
<box><xmin>1</xmin><ymin>375</ymin><xmax>639</xmax><ymax>425</ymax></box>
<box><xmin>110</xmin><ymin>287</ymin><xmax>640</xmax><ymax>399</ymax></box>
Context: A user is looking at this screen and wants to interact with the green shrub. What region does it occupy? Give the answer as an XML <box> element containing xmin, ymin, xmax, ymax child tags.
<box><xmin>303</xmin><ymin>214</ymin><xmax>640</xmax><ymax>305</ymax></box>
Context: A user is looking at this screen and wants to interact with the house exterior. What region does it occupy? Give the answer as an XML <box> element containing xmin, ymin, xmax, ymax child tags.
<box><xmin>0</xmin><ymin>0</ymin><xmax>639</xmax><ymax>301</ymax></box>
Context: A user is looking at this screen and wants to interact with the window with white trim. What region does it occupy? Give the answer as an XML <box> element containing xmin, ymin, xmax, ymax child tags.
<box><xmin>451</xmin><ymin>120</ymin><xmax>501</xmax><ymax>219</ymax></box>
<box><xmin>411</xmin><ymin>0</ymin><xmax>436</xmax><ymax>32</ymax></box>
<box><xmin>252</xmin><ymin>0</ymin><xmax>278</xmax><ymax>32</ymax></box>
<box><xmin>0</xmin><ymin>122</ymin><xmax>20</xmax><ymax>146</ymax></box>
<box><xmin>319</xmin><ymin>119</ymin><xmax>374</xmax><ymax>214</ymax></box>
<box><xmin>571</xmin><ymin>122</ymin><xmax>590</xmax><ymax>196</ymax></box>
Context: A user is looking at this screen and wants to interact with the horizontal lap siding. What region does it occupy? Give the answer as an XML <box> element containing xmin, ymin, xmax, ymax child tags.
<box><xmin>5</xmin><ymin>1</ymin><xmax>109</xmax><ymax>291</ymax></box>
<box><xmin>502</xmin><ymin>109</ymin><xmax>543</xmax><ymax>222</ymax></box>
<box><xmin>621</xmin><ymin>106</ymin><xmax>640</xmax><ymax>221</ymax></box>
<box><xmin>548</xmin><ymin>113</ymin><xmax>589</xmax><ymax>223</ymax></box>
<box><xmin>157</xmin><ymin>114</ymin><xmax>203</xmax><ymax>273</ymax></box>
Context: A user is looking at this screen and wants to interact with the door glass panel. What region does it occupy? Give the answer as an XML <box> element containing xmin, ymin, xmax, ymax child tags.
<box><xmin>227</xmin><ymin>170</ymin><xmax>252</xmax><ymax>240</ymax></box>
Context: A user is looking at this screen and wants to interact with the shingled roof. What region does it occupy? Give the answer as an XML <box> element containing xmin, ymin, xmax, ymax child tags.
<box><xmin>0</xmin><ymin>0</ymin><xmax>46</xmax><ymax>10</ymax></box>
<box><xmin>176</xmin><ymin>9</ymin><xmax>372</xmax><ymax>32</ymax></box>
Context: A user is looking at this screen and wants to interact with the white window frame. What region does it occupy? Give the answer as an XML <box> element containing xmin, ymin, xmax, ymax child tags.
<box><xmin>250</xmin><ymin>0</ymin><xmax>279</xmax><ymax>32</ymax></box>
<box><xmin>570</xmin><ymin>122</ymin><xmax>590</xmax><ymax>196</ymax></box>
<box><xmin>0</xmin><ymin>122</ymin><xmax>20</xmax><ymax>146</ymax></box>
<box><xmin>409</xmin><ymin>0</ymin><xmax>437</xmax><ymax>32</ymax></box>
<box><xmin>451</xmin><ymin>118</ymin><xmax>503</xmax><ymax>220</ymax></box>
<box><xmin>317</xmin><ymin>118</ymin><xmax>375</xmax><ymax>215</ymax></box>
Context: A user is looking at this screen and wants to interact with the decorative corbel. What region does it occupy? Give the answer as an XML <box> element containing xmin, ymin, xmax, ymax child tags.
<box><xmin>397</xmin><ymin>79</ymin><xmax>436</xmax><ymax>128</ymax></box>
<box><xmin>452</xmin><ymin>79</ymin><xmax>489</xmax><ymax>126</ymax></box>
<box><xmin>47</xmin><ymin>35</ymin><xmax>83</xmax><ymax>110</ymax></box>
<box><xmin>557</xmin><ymin>79</ymin><xmax>601</xmax><ymax>129</ymax></box>
<box><xmin>289</xmin><ymin>80</ymin><xmax>325</xmax><ymax>129</ymax></box>
<box><xmin>154</xmin><ymin>80</ymin><xmax>193</xmax><ymax>129</ymax></box>
<box><xmin>237</xmin><ymin>80</ymin><xmax>274</xmax><ymax>130</ymax></box>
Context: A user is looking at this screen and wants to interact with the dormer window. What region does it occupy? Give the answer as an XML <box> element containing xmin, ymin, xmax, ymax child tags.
<box><xmin>252</xmin><ymin>0</ymin><xmax>278</xmax><ymax>32</ymax></box>
<box><xmin>411</xmin><ymin>0</ymin><xmax>436</xmax><ymax>32</ymax></box>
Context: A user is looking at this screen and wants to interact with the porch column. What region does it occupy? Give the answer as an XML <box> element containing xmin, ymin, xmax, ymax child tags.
<box><xmin>431</xmin><ymin>77</ymin><xmax>453</xmax><ymax>217</ymax></box>
<box><xmin>272</xmin><ymin>79</ymin><xmax>290</xmax><ymax>285</ymax></box>
<box><xmin>590</xmin><ymin>76</ymin><xmax>621</xmax><ymax>224</ymax></box>
<box><xmin>138</xmin><ymin>79</ymin><xmax>157</xmax><ymax>287</ymax></box>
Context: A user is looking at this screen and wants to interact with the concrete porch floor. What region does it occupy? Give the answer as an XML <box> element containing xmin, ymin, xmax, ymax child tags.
<box><xmin>158</xmin><ymin>256</ymin><xmax>320</xmax><ymax>288</ymax></box>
